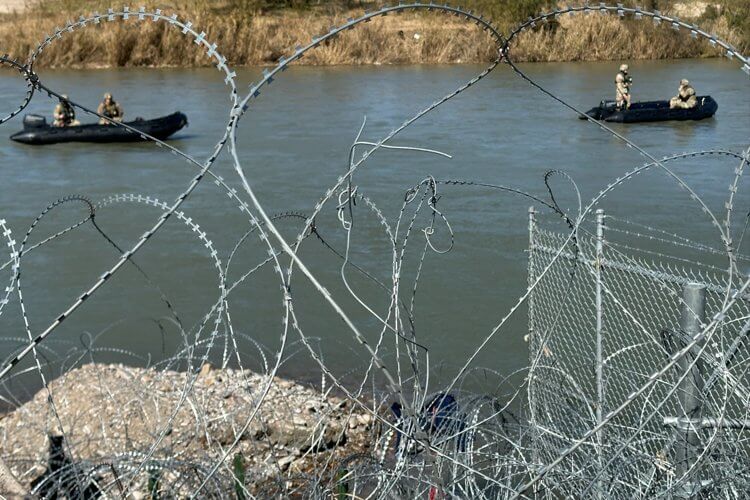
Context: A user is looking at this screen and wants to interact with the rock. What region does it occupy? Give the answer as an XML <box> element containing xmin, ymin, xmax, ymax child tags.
<box><xmin>0</xmin><ymin>457</ymin><xmax>24</xmax><ymax>497</ymax></box>
<box><xmin>277</xmin><ymin>454</ymin><xmax>296</xmax><ymax>472</ymax></box>
<box><xmin>358</xmin><ymin>413</ymin><xmax>372</xmax><ymax>427</ymax></box>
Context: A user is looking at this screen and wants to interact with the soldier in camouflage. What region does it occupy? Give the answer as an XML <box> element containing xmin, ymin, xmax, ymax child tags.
<box><xmin>52</xmin><ymin>95</ymin><xmax>78</xmax><ymax>127</ymax></box>
<box><xmin>97</xmin><ymin>93</ymin><xmax>124</xmax><ymax>125</ymax></box>
<box><xmin>615</xmin><ymin>64</ymin><xmax>632</xmax><ymax>110</ymax></box>
<box><xmin>669</xmin><ymin>78</ymin><xmax>697</xmax><ymax>109</ymax></box>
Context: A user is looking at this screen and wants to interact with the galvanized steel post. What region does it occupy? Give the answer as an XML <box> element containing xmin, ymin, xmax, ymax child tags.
<box><xmin>527</xmin><ymin>205</ymin><xmax>537</xmax><ymax>369</ymax></box>
<box><xmin>676</xmin><ymin>282</ymin><xmax>706</xmax><ymax>497</ymax></box>
<box><xmin>527</xmin><ymin>206</ymin><xmax>539</xmax><ymax>476</ymax></box>
<box><xmin>594</xmin><ymin>208</ymin><xmax>606</xmax><ymax>497</ymax></box>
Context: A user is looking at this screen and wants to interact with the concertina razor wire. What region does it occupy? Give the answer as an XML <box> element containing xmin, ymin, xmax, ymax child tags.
<box><xmin>0</xmin><ymin>2</ymin><xmax>747</xmax><ymax>498</ymax></box>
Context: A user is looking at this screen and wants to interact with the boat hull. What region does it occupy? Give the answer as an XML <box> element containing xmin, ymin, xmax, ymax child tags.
<box><xmin>9</xmin><ymin>112</ymin><xmax>188</xmax><ymax>145</ymax></box>
<box><xmin>581</xmin><ymin>96</ymin><xmax>717</xmax><ymax>123</ymax></box>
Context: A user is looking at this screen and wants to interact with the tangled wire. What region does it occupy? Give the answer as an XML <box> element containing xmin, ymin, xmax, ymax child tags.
<box><xmin>0</xmin><ymin>3</ymin><xmax>748</xmax><ymax>498</ymax></box>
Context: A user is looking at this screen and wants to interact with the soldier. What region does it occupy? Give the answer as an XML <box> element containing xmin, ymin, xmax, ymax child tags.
<box><xmin>615</xmin><ymin>64</ymin><xmax>633</xmax><ymax>110</ymax></box>
<box><xmin>669</xmin><ymin>78</ymin><xmax>697</xmax><ymax>109</ymax></box>
<box><xmin>52</xmin><ymin>94</ymin><xmax>77</xmax><ymax>127</ymax></box>
<box><xmin>97</xmin><ymin>92</ymin><xmax>124</xmax><ymax>125</ymax></box>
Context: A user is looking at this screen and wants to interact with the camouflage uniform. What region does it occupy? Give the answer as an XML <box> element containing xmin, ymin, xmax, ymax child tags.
<box><xmin>669</xmin><ymin>79</ymin><xmax>697</xmax><ymax>109</ymax></box>
<box><xmin>97</xmin><ymin>93</ymin><xmax>124</xmax><ymax>124</ymax></box>
<box><xmin>53</xmin><ymin>97</ymin><xmax>75</xmax><ymax>127</ymax></box>
<box><xmin>615</xmin><ymin>64</ymin><xmax>632</xmax><ymax>109</ymax></box>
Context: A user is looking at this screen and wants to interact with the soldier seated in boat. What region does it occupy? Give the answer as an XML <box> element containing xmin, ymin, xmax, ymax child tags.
<box><xmin>97</xmin><ymin>92</ymin><xmax>124</xmax><ymax>125</ymax></box>
<box><xmin>669</xmin><ymin>79</ymin><xmax>697</xmax><ymax>109</ymax></box>
<box><xmin>615</xmin><ymin>64</ymin><xmax>633</xmax><ymax>110</ymax></box>
<box><xmin>52</xmin><ymin>95</ymin><xmax>79</xmax><ymax>127</ymax></box>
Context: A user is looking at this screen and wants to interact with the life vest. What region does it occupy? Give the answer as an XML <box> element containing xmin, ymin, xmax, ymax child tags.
<box><xmin>102</xmin><ymin>101</ymin><xmax>121</xmax><ymax>118</ymax></box>
<box><xmin>60</xmin><ymin>102</ymin><xmax>74</xmax><ymax>121</ymax></box>
<box><xmin>615</xmin><ymin>71</ymin><xmax>631</xmax><ymax>84</ymax></box>
<box><xmin>679</xmin><ymin>86</ymin><xmax>695</xmax><ymax>101</ymax></box>
<box><xmin>54</xmin><ymin>102</ymin><xmax>75</xmax><ymax>125</ymax></box>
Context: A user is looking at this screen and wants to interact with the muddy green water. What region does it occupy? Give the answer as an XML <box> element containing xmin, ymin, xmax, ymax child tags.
<box><xmin>0</xmin><ymin>59</ymin><xmax>747</xmax><ymax>397</ymax></box>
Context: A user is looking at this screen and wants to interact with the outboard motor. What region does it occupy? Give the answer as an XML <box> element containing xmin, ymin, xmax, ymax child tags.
<box><xmin>23</xmin><ymin>114</ymin><xmax>48</xmax><ymax>129</ymax></box>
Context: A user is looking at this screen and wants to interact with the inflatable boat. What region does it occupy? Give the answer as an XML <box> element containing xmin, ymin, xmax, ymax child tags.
<box><xmin>9</xmin><ymin>112</ymin><xmax>188</xmax><ymax>145</ymax></box>
<box><xmin>580</xmin><ymin>96</ymin><xmax>717</xmax><ymax>123</ymax></box>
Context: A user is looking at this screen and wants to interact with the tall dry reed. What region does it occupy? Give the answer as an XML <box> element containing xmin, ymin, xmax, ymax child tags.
<box><xmin>0</xmin><ymin>2</ymin><xmax>744</xmax><ymax>68</ymax></box>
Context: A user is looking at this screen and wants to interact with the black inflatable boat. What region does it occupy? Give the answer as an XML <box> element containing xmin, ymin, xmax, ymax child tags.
<box><xmin>581</xmin><ymin>96</ymin><xmax>717</xmax><ymax>123</ymax></box>
<box><xmin>10</xmin><ymin>112</ymin><xmax>188</xmax><ymax>145</ymax></box>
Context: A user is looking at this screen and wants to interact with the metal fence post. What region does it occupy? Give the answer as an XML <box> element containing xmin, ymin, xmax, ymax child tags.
<box><xmin>527</xmin><ymin>206</ymin><xmax>539</xmax><ymax>477</ymax></box>
<box><xmin>594</xmin><ymin>208</ymin><xmax>606</xmax><ymax>497</ymax></box>
<box><xmin>528</xmin><ymin>206</ymin><xmax>537</xmax><ymax>350</ymax></box>
<box><xmin>676</xmin><ymin>282</ymin><xmax>706</xmax><ymax>497</ymax></box>
<box><xmin>528</xmin><ymin>206</ymin><xmax>537</xmax><ymax>372</ymax></box>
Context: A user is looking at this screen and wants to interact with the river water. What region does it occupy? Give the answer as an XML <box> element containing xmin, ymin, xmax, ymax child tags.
<box><xmin>0</xmin><ymin>59</ymin><xmax>747</xmax><ymax>397</ymax></box>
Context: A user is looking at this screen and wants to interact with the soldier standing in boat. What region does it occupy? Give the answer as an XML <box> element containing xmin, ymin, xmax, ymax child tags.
<box><xmin>52</xmin><ymin>95</ymin><xmax>78</xmax><ymax>127</ymax></box>
<box><xmin>615</xmin><ymin>64</ymin><xmax>632</xmax><ymax>110</ymax></box>
<box><xmin>669</xmin><ymin>78</ymin><xmax>697</xmax><ymax>109</ymax></box>
<box><xmin>97</xmin><ymin>92</ymin><xmax>124</xmax><ymax>125</ymax></box>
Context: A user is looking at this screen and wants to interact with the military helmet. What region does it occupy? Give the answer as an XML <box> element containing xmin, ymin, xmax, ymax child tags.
<box><xmin>619</xmin><ymin>63</ymin><xmax>629</xmax><ymax>72</ymax></box>
<box><xmin>104</xmin><ymin>92</ymin><xmax>112</xmax><ymax>100</ymax></box>
<box><xmin>680</xmin><ymin>78</ymin><xmax>689</xmax><ymax>86</ymax></box>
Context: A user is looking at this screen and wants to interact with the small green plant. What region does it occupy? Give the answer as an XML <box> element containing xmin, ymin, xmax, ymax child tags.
<box><xmin>147</xmin><ymin>465</ymin><xmax>160</xmax><ymax>500</ymax></box>
<box><xmin>233</xmin><ymin>452</ymin><xmax>246</xmax><ymax>500</ymax></box>
<box><xmin>335</xmin><ymin>467</ymin><xmax>349</xmax><ymax>499</ymax></box>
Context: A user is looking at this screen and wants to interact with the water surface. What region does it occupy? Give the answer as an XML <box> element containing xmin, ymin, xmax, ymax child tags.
<box><xmin>0</xmin><ymin>59</ymin><xmax>747</xmax><ymax>397</ymax></box>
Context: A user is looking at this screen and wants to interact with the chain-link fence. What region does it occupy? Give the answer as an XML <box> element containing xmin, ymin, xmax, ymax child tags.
<box><xmin>527</xmin><ymin>208</ymin><xmax>750</xmax><ymax>498</ymax></box>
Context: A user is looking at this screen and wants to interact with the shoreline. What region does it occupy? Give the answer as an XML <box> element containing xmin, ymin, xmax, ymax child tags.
<box><xmin>0</xmin><ymin>54</ymin><xmax>733</xmax><ymax>71</ymax></box>
<box><xmin>0</xmin><ymin>359</ymin><xmax>366</xmax><ymax>416</ymax></box>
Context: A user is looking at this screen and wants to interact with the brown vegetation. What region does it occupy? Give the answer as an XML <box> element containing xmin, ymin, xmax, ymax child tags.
<box><xmin>0</xmin><ymin>1</ymin><xmax>745</xmax><ymax>68</ymax></box>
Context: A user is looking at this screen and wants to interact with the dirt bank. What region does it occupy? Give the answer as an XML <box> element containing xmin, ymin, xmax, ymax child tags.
<box><xmin>0</xmin><ymin>2</ymin><xmax>745</xmax><ymax>68</ymax></box>
<box><xmin>0</xmin><ymin>363</ymin><xmax>379</xmax><ymax>496</ymax></box>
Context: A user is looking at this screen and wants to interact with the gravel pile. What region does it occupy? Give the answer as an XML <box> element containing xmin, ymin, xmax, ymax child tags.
<box><xmin>0</xmin><ymin>363</ymin><xmax>377</xmax><ymax>495</ymax></box>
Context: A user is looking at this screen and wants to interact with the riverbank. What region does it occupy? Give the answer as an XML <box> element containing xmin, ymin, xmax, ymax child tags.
<box><xmin>0</xmin><ymin>363</ymin><xmax>378</xmax><ymax>496</ymax></box>
<box><xmin>0</xmin><ymin>1</ymin><xmax>746</xmax><ymax>68</ymax></box>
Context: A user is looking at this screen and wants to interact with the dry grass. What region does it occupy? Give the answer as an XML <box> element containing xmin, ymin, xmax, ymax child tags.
<box><xmin>0</xmin><ymin>2</ymin><xmax>744</xmax><ymax>68</ymax></box>
<box><xmin>511</xmin><ymin>12</ymin><xmax>744</xmax><ymax>62</ymax></box>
